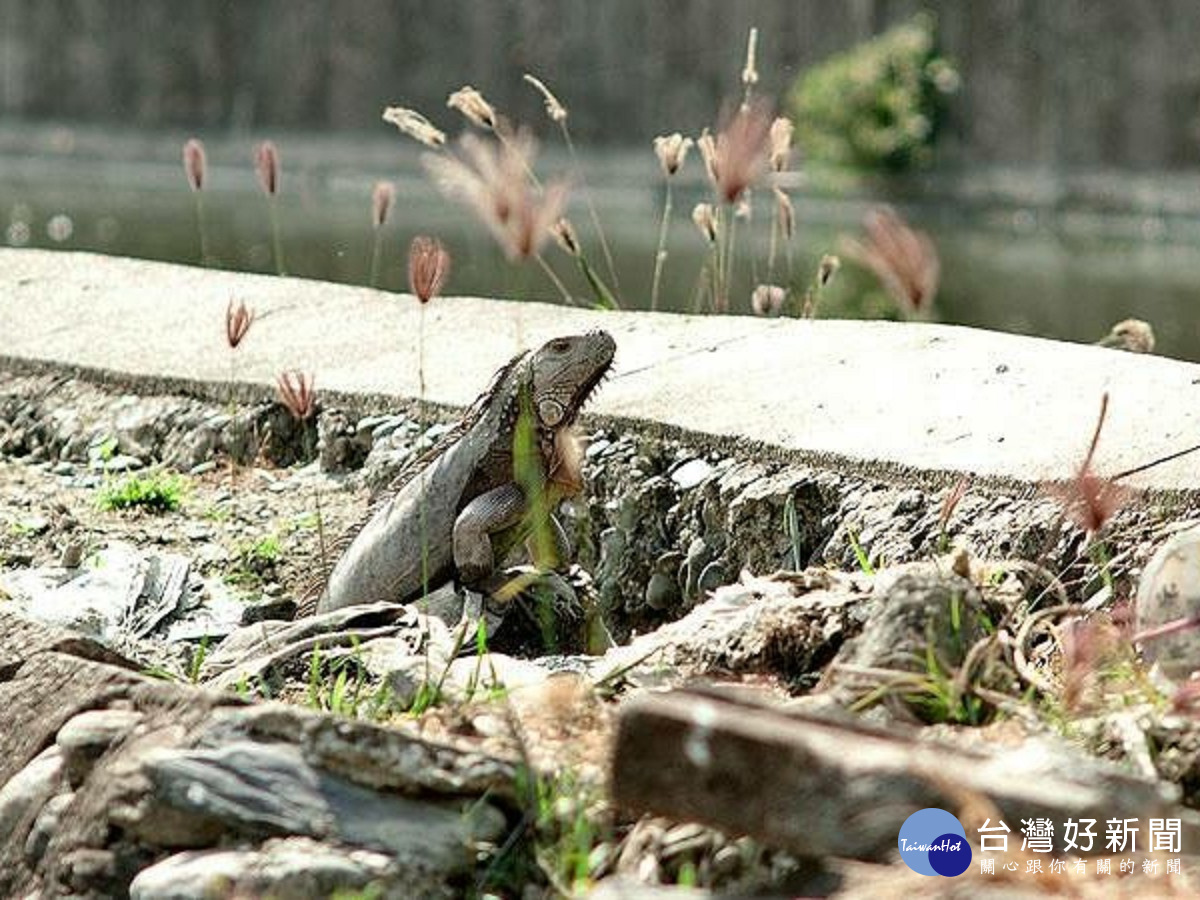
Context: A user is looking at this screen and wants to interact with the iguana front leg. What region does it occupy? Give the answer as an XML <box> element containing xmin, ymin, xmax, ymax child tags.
<box><xmin>453</xmin><ymin>483</ymin><xmax>528</xmax><ymax>584</ymax></box>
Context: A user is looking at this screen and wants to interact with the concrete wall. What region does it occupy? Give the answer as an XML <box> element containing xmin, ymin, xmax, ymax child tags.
<box><xmin>3</xmin><ymin>0</ymin><xmax>1200</xmax><ymax>169</ymax></box>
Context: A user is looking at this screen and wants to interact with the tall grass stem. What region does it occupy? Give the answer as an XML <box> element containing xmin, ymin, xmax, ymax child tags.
<box><xmin>193</xmin><ymin>193</ymin><xmax>210</xmax><ymax>265</ymax></box>
<box><xmin>558</xmin><ymin>124</ymin><xmax>621</xmax><ymax>304</ymax></box>
<box><xmin>268</xmin><ymin>199</ymin><xmax>286</xmax><ymax>276</ymax></box>
<box><xmin>534</xmin><ymin>253</ymin><xmax>576</xmax><ymax>305</ymax></box>
<box><xmin>650</xmin><ymin>182</ymin><xmax>673</xmax><ymax>311</ymax></box>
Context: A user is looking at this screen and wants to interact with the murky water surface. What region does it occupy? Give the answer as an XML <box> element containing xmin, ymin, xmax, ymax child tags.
<box><xmin>4</xmin><ymin>137</ymin><xmax>1200</xmax><ymax>361</ymax></box>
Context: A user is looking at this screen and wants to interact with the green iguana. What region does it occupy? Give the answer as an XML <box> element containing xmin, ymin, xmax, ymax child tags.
<box><xmin>305</xmin><ymin>330</ymin><xmax>615</xmax><ymax>616</ymax></box>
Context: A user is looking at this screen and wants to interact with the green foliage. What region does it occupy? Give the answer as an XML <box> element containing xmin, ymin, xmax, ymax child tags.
<box><xmin>783</xmin><ymin>494</ymin><xmax>803</xmax><ymax>570</ymax></box>
<box><xmin>846</xmin><ymin>528</ymin><xmax>875</xmax><ymax>576</ymax></box>
<box><xmin>95</xmin><ymin>471</ymin><xmax>186</xmax><ymax>513</ymax></box>
<box><xmin>788</xmin><ymin>14</ymin><xmax>959</xmax><ymax>171</ymax></box>
<box><xmin>305</xmin><ymin>640</ymin><xmax>396</xmax><ymax>721</ymax></box>
<box><xmin>482</xmin><ymin>767</ymin><xmax>607</xmax><ymax>895</ymax></box>
<box><xmin>187</xmin><ymin>637</ymin><xmax>210</xmax><ymax>684</ymax></box>
<box><xmin>227</xmin><ymin>533</ymin><xmax>283</xmax><ymax>587</ymax></box>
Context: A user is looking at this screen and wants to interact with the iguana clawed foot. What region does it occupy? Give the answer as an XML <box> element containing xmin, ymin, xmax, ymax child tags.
<box><xmin>452</xmin><ymin>564</ymin><xmax>600</xmax><ymax>656</ymax></box>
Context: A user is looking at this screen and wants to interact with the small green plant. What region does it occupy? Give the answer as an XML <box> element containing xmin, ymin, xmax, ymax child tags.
<box><xmin>783</xmin><ymin>493</ymin><xmax>802</xmax><ymax>570</ymax></box>
<box><xmin>846</xmin><ymin>528</ymin><xmax>875</xmax><ymax>575</ymax></box>
<box><xmin>788</xmin><ymin>13</ymin><xmax>959</xmax><ymax>171</ymax></box>
<box><xmin>531</xmin><ymin>770</ymin><xmax>606</xmax><ymax>894</ymax></box>
<box><xmin>483</xmin><ymin>767</ymin><xmax>608</xmax><ymax>895</ymax></box>
<box><xmin>409</xmin><ymin>616</ymin><xmax>478</xmax><ymax>717</ymax></box>
<box><xmin>187</xmin><ymin>637</ymin><xmax>210</xmax><ymax>684</ymax></box>
<box><xmin>234</xmin><ymin>673</ymin><xmax>252</xmax><ymax>698</ymax></box>
<box><xmin>302</xmin><ymin>640</ymin><xmax>401</xmax><ymax>721</ymax></box>
<box><xmin>848</xmin><ymin>593</ymin><xmax>1004</xmax><ymax>726</ymax></box>
<box><xmin>305</xmin><ymin>640</ymin><xmax>382</xmax><ymax>718</ymax></box>
<box><xmin>200</xmin><ymin>504</ymin><xmax>231</xmax><ymax>522</ymax></box>
<box><xmin>227</xmin><ymin>534</ymin><xmax>283</xmax><ymax>587</ymax></box>
<box><xmin>96</xmin><ymin>471</ymin><xmax>186</xmax><ymax>513</ymax></box>
<box><xmin>94</xmin><ymin>435</ymin><xmax>118</xmax><ymax>463</ymax></box>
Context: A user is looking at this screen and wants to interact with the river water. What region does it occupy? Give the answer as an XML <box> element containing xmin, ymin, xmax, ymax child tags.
<box><xmin>3</xmin><ymin>129</ymin><xmax>1200</xmax><ymax>362</ymax></box>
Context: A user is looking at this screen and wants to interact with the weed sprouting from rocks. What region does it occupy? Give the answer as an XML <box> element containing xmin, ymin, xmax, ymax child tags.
<box><xmin>96</xmin><ymin>471</ymin><xmax>186</xmax><ymax>513</ymax></box>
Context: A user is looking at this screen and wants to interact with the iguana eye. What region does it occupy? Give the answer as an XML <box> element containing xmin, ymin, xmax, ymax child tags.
<box><xmin>549</xmin><ymin>338</ymin><xmax>571</xmax><ymax>353</ymax></box>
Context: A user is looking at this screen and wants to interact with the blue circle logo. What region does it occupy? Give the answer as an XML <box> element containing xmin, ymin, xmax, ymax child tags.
<box><xmin>898</xmin><ymin>808</ymin><xmax>971</xmax><ymax>877</ymax></box>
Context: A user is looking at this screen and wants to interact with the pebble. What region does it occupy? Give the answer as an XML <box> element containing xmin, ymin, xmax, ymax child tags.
<box><xmin>183</xmin><ymin>524</ymin><xmax>212</xmax><ymax>542</ymax></box>
<box><xmin>891</xmin><ymin>488</ymin><xmax>924</xmax><ymax>516</ymax></box>
<box><xmin>16</xmin><ymin>515</ymin><xmax>50</xmax><ymax>536</ymax></box>
<box><xmin>670</xmin><ymin>458</ymin><xmax>713</xmax><ymax>490</ymax></box>
<box><xmin>91</xmin><ymin>454</ymin><xmax>144</xmax><ymax>473</ymax></box>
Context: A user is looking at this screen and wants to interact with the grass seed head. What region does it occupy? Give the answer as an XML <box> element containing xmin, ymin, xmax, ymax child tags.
<box><xmin>254</xmin><ymin>140</ymin><xmax>280</xmax><ymax>197</ymax></box>
<box><xmin>1098</xmin><ymin>318</ymin><xmax>1156</xmax><ymax>354</ymax></box>
<box><xmin>225</xmin><ymin>298</ymin><xmax>255</xmax><ymax>349</ymax></box>
<box><xmin>840</xmin><ymin>206</ymin><xmax>940</xmax><ymax>315</ymax></box>
<box><xmin>276</xmin><ymin>370</ymin><xmax>316</xmax><ymax>421</ymax></box>
<box><xmin>751</xmin><ymin>284</ymin><xmax>786</xmax><ymax>316</ymax></box>
<box><xmin>653</xmin><ymin>133</ymin><xmax>693</xmax><ymax>177</ymax></box>
<box><xmin>382</xmin><ymin>106</ymin><xmax>446</xmax><ymax>148</ymax></box>
<box><xmin>741</xmin><ymin>26</ymin><xmax>759</xmax><ymax>89</ymax></box>
<box><xmin>407</xmin><ymin>235</ymin><xmax>451</xmax><ymax>303</ymax></box>
<box><xmin>691</xmin><ymin>202</ymin><xmax>718</xmax><ymax>244</ymax></box>
<box><xmin>817</xmin><ymin>254</ymin><xmax>841</xmax><ymax>288</ymax></box>
<box><xmin>769</xmin><ymin>116</ymin><xmax>794</xmax><ymax>172</ymax></box>
<box><xmin>447</xmin><ymin>85</ymin><xmax>499</xmax><ymax>131</ymax></box>
<box><xmin>710</xmin><ymin>101</ymin><xmax>773</xmax><ymax>204</ymax></box>
<box><xmin>524</xmin><ymin>73</ymin><xmax>568</xmax><ymax>123</ymax></box>
<box><xmin>423</xmin><ymin>132</ymin><xmax>567</xmax><ymax>261</ymax></box>
<box><xmin>183</xmin><ymin>138</ymin><xmax>206</xmax><ymax>191</ymax></box>
<box><xmin>371</xmin><ymin>181</ymin><xmax>396</xmax><ymax>228</ymax></box>
<box><xmin>552</xmin><ymin>218</ymin><xmax>582</xmax><ymax>257</ymax></box>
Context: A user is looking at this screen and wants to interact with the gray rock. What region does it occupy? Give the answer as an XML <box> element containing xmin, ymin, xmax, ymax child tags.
<box><xmin>670</xmin><ymin>458</ymin><xmax>713</xmax><ymax>490</ymax></box>
<box><xmin>645</xmin><ymin>572</ymin><xmax>679</xmax><ymax>611</ymax></box>
<box><xmin>2</xmin><ymin>543</ymin><xmax>192</xmax><ymax>646</ymax></box>
<box><xmin>56</xmin><ymin>708</ymin><xmax>145</xmax><ymax>786</ymax></box>
<box><xmin>0</xmin><ymin>745</ymin><xmax>65</xmax><ymax>850</ymax></box>
<box><xmin>1136</xmin><ymin>527</ymin><xmax>1200</xmax><ymax>682</ymax></box>
<box><xmin>825</xmin><ymin>564</ymin><xmax>988</xmax><ymax>713</ymax></box>
<box><xmin>24</xmin><ymin>792</ymin><xmax>73</xmax><ymax>864</ymax></box>
<box><xmin>13</xmin><ymin>515</ymin><xmax>50</xmax><ymax>536</ymax></box>
<box><xmin>585</xmin><ymin>438</ymin><xmax>611</xmax><ymax>458</ymax></box>
<box><xmin>317</xmin><ymin>408</ymin><xmax>368</xmax><ymax>474</ymax></box>
<box><xmin>445</xmin><ymin>653</ymin><xmax>553</xmax><ymax>698</ymax></box>
<box><xmin>129</xmin><ymin>740</ymin><xmax>506</xmax><ymax>867</ymax></box>
<box><xmin>129</xmin><ymin>838</ymin><xmax>416</xmax><ymax>900</ymax></box>
<box><xmin>201</xmin><ymin>602</ymin><xmax>424</xmax><ymax>689</ymax></box>
<box><xmin>92</xmin><ymin>453</ymin><xmax>145</xmax><ymax>473</ymax></box>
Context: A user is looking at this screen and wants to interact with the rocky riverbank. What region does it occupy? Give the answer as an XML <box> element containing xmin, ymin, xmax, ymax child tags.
<box><xmin>4</xmin><ymin>364</ymin><xmax>1200</xmax><ymax>897</ymax></box>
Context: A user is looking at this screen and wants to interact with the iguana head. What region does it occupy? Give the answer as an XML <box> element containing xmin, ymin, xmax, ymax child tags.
<box><xmin>527</xmin><ymin>329</ymin><xmax>615</xmax><ymax>428</ymax></box>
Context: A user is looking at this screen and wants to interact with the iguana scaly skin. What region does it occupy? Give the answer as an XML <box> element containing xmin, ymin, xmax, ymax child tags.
<box><xmin>308</xmin><ymin>330</ymin><xmax>616</xmax><ymax>615</ymax></box>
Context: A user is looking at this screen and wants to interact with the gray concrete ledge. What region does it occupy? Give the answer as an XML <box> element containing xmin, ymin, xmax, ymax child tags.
<box><xmin>3</xmin><ymin>248</ymin><xmax>1199</xmax><ymax>492</ymax></box>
